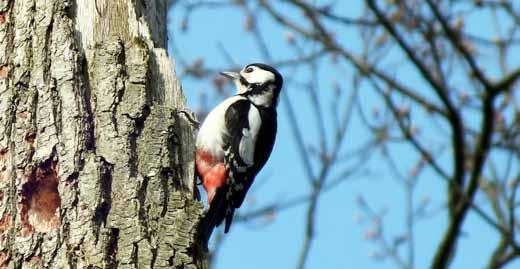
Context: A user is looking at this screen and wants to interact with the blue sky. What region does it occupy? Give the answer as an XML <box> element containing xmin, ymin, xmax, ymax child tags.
<box><xmin>167</xmin><ymin>2</ymin><xmax>519</xmax><ymax>268</ymax></box>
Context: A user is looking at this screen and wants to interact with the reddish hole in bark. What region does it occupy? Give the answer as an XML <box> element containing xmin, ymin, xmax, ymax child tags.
<box><xmin>17</xmin><ymin>111</ymin><xmax>28</xmax><ymax>120</ymax></box>
<box><xmin>0</xmin><ymin>149</ymin><xmax>7</xmax><ymax>161</ymax></box>
<box><xmin>0</xmin><ymin>13</ymin><xmax>5</xmax><ymax>25</ymax></box>
<box><xmin>0</xmin><ymin>213</ymin><xmax>11</xmax><ymax>234</ymax></box>
<box><xmin>0</xmin><ymin>66</ymin><xmax>8</xmax><ymax>80</ymax></box>
<box><xmin>24</xmin><ymin>256</ymin><xmax>42</xmax><ymax>267</ymax></box>
<box><xmin>24</xmin><ymin>132</ymin><xmax>36</xmax><ymax>146</ymax></box>
<box><xmin>20</xmin><ymin>162</ymin><xmax>61</xmax><ymax>236</ymax></box>
<box><xmin>0</xmin><ymin>251</ymin><xmax>9</xmax><ymax>267</ymax></box>
<box><xmin>0</xmin><ymin>149</ymin><xmax>8</xmax><ymax>185</ymax></box>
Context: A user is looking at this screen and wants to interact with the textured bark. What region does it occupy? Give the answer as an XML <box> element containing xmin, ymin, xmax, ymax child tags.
<box><xmin>0</xmin><ymin>0</ymin><xmax>205</xmax><ymax>268</ymax></box>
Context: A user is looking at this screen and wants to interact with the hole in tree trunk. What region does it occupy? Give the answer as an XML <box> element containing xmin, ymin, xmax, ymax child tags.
<box><xmin>0</xmin><ymin>213</ymin><xmax>11</xmax><ymax>234</ymax></box>
<box><xmin>24</xmin><ymin>132</ymin><xmax>36</xmax><ymax>146</ymax></box>
<box><xmin>0</xmin><ymin>251</ymin><xmax>9</xmax><ymax>267</ymax></box>
<box><xmin>20</xmin><ymin>161</ymin><xmax>61</xmax><ymax>236</ymax></box>
<box><xmin>0</xmin><ymin>148</ymin><xmax>9</xmax><ymax>186</ymax></box>
<box><xmin>0</xmin><ymin>65</ymin><xmax>8</xmax><ymax>79</ymax></box>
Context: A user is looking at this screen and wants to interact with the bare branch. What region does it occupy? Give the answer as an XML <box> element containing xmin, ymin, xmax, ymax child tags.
<box><xmin>425</xmin><ymin>0</ymin><xmax>493</xmax><ymax>90</ymax></box>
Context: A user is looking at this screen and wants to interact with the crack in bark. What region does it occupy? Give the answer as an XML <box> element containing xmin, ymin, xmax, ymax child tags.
<box><xmin>137</xmin><ymin>175</ymin><xmax>149</xmax><ymax>227</ymax></box>
<box><xmin>128</xmin><ymin>105</ymin><xmax>150</xmax><ymax>178</ymax></box>
<box><xmin>93</xmin><ymin>156</ymin><xmax>113</xmax><ymax>242</ymax></box>
<box><xmin>77</xmin><ymin>53</ymin><xmax>96</xmax><ymax>151</ymax></box>
<box><xmin>49</xmin><ymin>78</ymin><xmax>62</xmax><ymax>135</ymax></box>
<box><xmin>131</xmin><ymin>241</ymin><xmax>139</xmax><ymax>267</ymax></box>
<box><xmin>42</xmin><ymin>4</ymin><xmax>55</xmax><ymax>85</ymax></box>
<box><xmin>105</xmin><ymin>228</ymin><xmax>119</xmax><ymax>269</ymax></box>
<box><xmin>150</xmin><ymin>246</ymin><xmax>158</xmax><ymax>269</ymax></box>
<box><xmin>159</xmin><ymin>168</ymin><xmax>171</xmax><ymax>217</ymax></box>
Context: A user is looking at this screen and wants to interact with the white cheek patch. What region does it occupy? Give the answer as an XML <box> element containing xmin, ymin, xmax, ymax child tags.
<box><xmin>238</xmin><ymin>105</ymin><xmax>262</xmax><ymax>166</ymax></box>
<box><xmin>242</xmin><ymin>68</ymin><xmax>275</xmax><ymax>84</ymax></box>
<box><xmin>249</xmin><ymin>88</ymin><xmax>274</xmax><ymax>107</ymax></box>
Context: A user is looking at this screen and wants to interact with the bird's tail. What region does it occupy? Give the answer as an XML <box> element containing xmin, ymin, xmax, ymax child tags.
<box><xmin>199</xmin><ymin>186</ymin><xmax>231</xmax><ymax>243</ymax></box>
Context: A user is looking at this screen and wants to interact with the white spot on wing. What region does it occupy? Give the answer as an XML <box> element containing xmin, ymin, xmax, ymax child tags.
<box><xmin>238</xmin><ymin>105</ymin><xmax>262</xmax><ymax>166</ymax></box>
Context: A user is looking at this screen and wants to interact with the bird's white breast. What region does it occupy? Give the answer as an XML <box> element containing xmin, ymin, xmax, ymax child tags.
<box><xmin>196</xmin><ymin>96</ymin><xmax>246</xmax><ymax>160</ymax></box>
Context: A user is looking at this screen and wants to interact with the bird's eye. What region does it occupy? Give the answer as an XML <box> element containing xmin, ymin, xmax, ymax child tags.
<box><xmin>245</xmin><ymin>67</ymin><xmax>254</xmax><ymax>73</ymax></box>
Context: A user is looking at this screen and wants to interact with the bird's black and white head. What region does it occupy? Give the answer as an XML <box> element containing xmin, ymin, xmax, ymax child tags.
<box><xmin>220</xmin><ymin>63</ymin><xmax>283</xmax><ymax>108</ymax></box>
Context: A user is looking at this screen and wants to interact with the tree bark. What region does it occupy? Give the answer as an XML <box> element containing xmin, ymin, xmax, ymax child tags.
<box><xmin>0</xmin><ymin>0</ymin><xmax>205</xmax><ymax>268</ymax></box>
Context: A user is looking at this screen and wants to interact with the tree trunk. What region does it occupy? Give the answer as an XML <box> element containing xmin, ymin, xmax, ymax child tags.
<box><xmin>0</xmin><ymin>0</ymin><xmax>205</xmax><ymax>268</ymax></box>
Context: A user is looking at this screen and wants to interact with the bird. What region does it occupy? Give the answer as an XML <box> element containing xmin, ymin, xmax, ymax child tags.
<box><xmin>196</xmin><ymin>63</ymin><xmax>283</xmax><ymax>236</ymax></box>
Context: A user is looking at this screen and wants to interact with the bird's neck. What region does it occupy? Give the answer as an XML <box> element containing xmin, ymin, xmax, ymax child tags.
<box><xmin>240</xmin><ymin>84</ymin><xmax>279</xmax><ymax>108</ymax></box>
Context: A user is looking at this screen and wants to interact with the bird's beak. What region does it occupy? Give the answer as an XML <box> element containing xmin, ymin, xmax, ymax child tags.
<box><xmin>220</xmin><ymin>71</ymin><xmax>240</xmax><ymax>80</ymax></box>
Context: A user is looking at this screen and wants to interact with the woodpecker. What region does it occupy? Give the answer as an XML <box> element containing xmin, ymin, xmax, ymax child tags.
<box><xmin>196</xmin><ymin>63</ymin><xmax>283</xmax><ymax>235</ymax></box>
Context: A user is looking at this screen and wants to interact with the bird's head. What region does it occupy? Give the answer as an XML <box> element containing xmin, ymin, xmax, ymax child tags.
<box><xmin>220</xmin><ymin>63</ymin><xmax>283</xmax><ymax>108</ymax></box>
